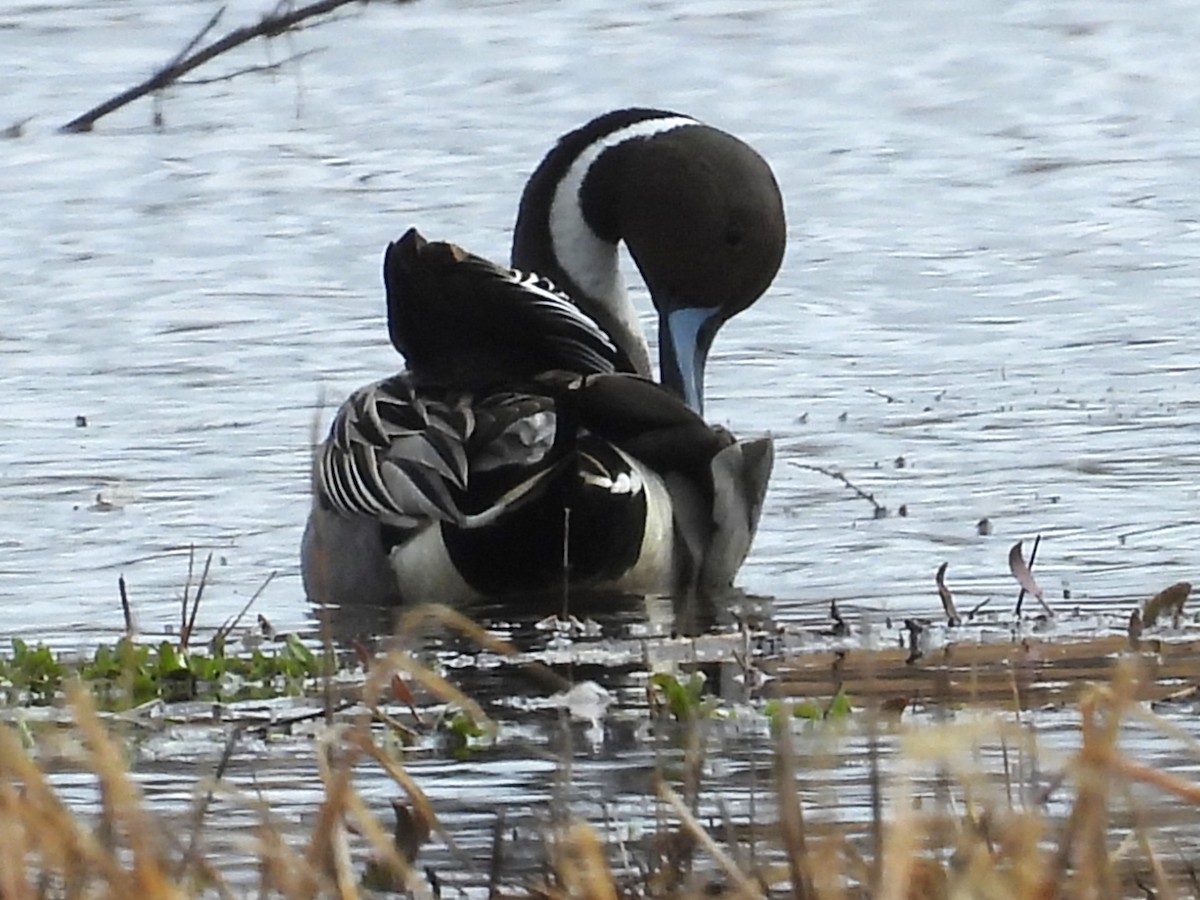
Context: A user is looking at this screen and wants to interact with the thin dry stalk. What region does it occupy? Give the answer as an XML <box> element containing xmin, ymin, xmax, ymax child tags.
<box><xmin>0</xmin><ymin>782</ymin><xmax>32</xmax><ymax>900</ymax></box>
<box><xmin>119</xmin><ymin>574</ymin><xmax>135</xmax><ymax>636</ymax></box>
<box><xmin>346</xmin><ymin>728</ymin><xmax>454</xmax><ymax>858</ymax></box>
<box><xmin>772</xmin><ymin>706</ymin><xmax>815</xmax><ymax>900</ymax></box>
<box><xmin>257</xmin><ymin>819</ymin><xmax>322</xmax><ymax>899</ymax></box>
<box><xmin>1111</xmin><ymin>755</ymin><xmax>1200</xmax><ymax>805</ymax></box>
<box><xmin>875</xmin><ymin>775</ymin><xmax>922</xmax><ymax>900</ymax></box>
<box><xmin>342</xmin><ymin>783</ymin><xmax>431</xmax><ymax>899</ymax></box>
<box><xmin>306</xmin><ymin>735</ymin><xmax>360</xmax><ymax>899</ymax></box>
<box><xmin>553</xmin><ymin>822</ymin><xmax>618</xmax><ymax>900</ymax></box>
<box><xmin>1120</xmin><ymin>781</ymin><xmax>1176</xmax><ymax>900</ymax></box>
<box><xmin>658</xmin><ymin>782</ymin><xmax>762</xmax><ymax>900</ymax></box>
<box><xmin>68</xmin><ymin>682</ymin><xmax>185</xmax><ymax>899</ymax></box>
<box><xmin>181</xmin><ymin>550</ymin><xmax>213</xmax><ymax>649</ymax></box>
<box><xmin>178</xmin><ymin>726</ymin><xmax>242</xmax><ymax>881</ymax></box>
<box><xmin>213</xmin><ymin>570</ymin><xmax>277</xmax><ymax>646</ymax></box>
<box><xmin>365</xmin><ymin>647</ymin><xmax>493</xmax><ymax>735</ymax></box>
<box><xmin>393</xmin><ymin>602</ymin><xmax>572</xmax><ymax>693</ymax></box>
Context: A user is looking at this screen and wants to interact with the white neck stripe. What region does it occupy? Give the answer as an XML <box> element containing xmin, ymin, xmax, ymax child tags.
<box><xmin>547</xmin><ymin>115</ymin><xmax>700</xmax><ymax>361</ymax></box>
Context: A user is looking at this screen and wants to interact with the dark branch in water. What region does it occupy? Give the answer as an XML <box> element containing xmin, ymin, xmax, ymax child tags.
<box><xmin>936</xmin><ymin>561</ymin><xmax>961</xmax><ymax>626</ymax></box>
<box><xmin>60</xmin><ymin>0</ymin><xmax>382</xmax><ymax>133</ymax></box>
<box><xmin>118</xmin><ymin>575</ymin><xmax>134</xmax><ymax>636</ymax></box>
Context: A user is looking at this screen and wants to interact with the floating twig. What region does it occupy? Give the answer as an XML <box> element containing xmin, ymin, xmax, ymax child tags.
<box><xmin>3</xmin><ymin>117</ymin><xmax>33</xmax><ymax>139</ymax></box>
<box><xmin>790</xmin><ymin>462</ymin><xmax>887</xmax><ymax>518</ymax></box>
<box><xmin>966</xmin><ymin>596</ymin><xmax>991</xmax><ymax>619</ymax></box>
<box><xmin>1142</xmin><ymin>581</ymin><xmax>1192</xmax><ymax>629</ymax></box>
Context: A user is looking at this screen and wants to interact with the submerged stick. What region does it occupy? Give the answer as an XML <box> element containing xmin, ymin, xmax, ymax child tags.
<box><xmin>790</xmin><ymin>462</ymin><xmax>887</xmax><ymax>518</ymax></box>
<box><xmin>118</xmin><ymin>575</ymin><xmax>134</xmax><ymax>636</ymax></box>
<box><xmin>936</xmin><ymin>562</ymin><xmax>961</xmax><ymax>626</ymax></box>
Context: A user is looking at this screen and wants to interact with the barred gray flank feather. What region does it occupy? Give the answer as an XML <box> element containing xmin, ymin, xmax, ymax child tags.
<box><xmin>314</xmin><ymin>372</ymin><xmax>561</xmax><ymax>532</ymax></box>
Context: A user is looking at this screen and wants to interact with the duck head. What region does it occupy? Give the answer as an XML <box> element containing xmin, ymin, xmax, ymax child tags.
<box><xmin>513</xmin><ymin>108</ymin><xmax>786</xmax><ymax>415</ymax></box>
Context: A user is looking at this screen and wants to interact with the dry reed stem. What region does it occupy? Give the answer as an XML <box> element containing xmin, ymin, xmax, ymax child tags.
<box><xmin>1120</xmin><ymin>781</ymin><xmax>1175</xmax><ymax>900</ymax></box>
<box><xmin>772</xmin><ymin>704</ymin><xmax>815</xmax><ymax>900</ymax></box>
<box><xmin>392</xmin><ymin>603</ymin><xmax>572</xmax><ymax>693</ymax></box>
<box><xmin>346</xmin><ymin>726</ymin><xmax>455</xmax><ymax>864</ymax></box>
<box><xmin>257</xmin><ymin>819</ymin><xmax>322</xmax><ymax>899</ymax></box>
<box><xmin>0</xmin><ymin>727</ymin><xmax>87</xmax><ymax>874</ymax></box>
<box><xmin>1111</xmin><ymin>755</ymin><xmax>1200</xmax><ymax>805</ymax></box>
<box><xmin>553</xmin><ymin>822</ymin><xmax>619</xmax><ymax>900</ymax></box>
<box><xmin>342</xmin><ymin>782</ymin><xmax>431</xmax><ymax>899</ymax></box>
<box><xmin>307</xmin><ymin>735</ymin><xmax>358</xmax><ymax>899</ymax></box>
<box><xmin>6</xmin><ymin>616</ymin><xmax>1200</xmax><ymax>900</ymax></box>
<box><xmin>0</xmin><ymin>684</ymin><xmax>189</xmax><ymax>899</ymax></box>
<box><xmin>365</xmin><ymin>647</ymin><xmax>493</xmax><ymax>734</ymax></box>
<box><xmin>658</xmin><ymin>782</ymin><xmax>762</xmax><ymax>900</ymax></box>
<box><xmin>806</xmin><ymin>834</ymin><xmax>849</xmax><ymax>900</ymax></box>
<box><xmin>68</xmin><ymin>682</ymin><xmax>178</xmax><ymax>896</ymax></box>
<box><xmin>875</xmin><ymin>773</ymin><xmax>921</xmax><ymax>900</ymax></box>
<box><xmin>0</xmin><ymin>782</ymin><xmax>32</xmax><ymax>900</ymax></box>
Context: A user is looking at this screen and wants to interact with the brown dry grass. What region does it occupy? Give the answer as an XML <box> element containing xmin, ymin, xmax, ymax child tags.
<box><xmin>1</xmin><ymin>614</ymin><xmax>1199</xmax><ymax>900</ymax></box>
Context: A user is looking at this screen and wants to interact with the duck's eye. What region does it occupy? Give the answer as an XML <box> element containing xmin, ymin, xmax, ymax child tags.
<box><xmin>725</xmin><ymin>224</ymin><xmax>744</xmax><ymax>247</ymax></box>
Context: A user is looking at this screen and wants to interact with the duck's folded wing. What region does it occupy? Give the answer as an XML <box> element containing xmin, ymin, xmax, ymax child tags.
<box><xmin>384</xmin><ymin>228</ymin><xmax>624</xmax><ymax>382</ymax></box>
<box><xmin>315</xmin><ymin>374</ymin><xmax>564</xmax><ymax>531</ymax></box>
<box><xmin>316</xmin><ymin>374</ymin><xmax>466</xmax><ymax>528</ymax></box>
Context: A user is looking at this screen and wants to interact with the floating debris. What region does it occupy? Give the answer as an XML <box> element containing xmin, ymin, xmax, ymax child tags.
<box><xmin>1143</xmin><ymin>581</ymin><xmax>1192</xmax><ymax>628</ymax></box>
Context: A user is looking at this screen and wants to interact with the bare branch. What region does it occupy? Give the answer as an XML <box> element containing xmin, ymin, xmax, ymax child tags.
<box><xmin>167</xmin><ymin>5</ymin><xmax>227</xmax><ymax>71</ymax></box>
<box><xmin>61</xmin><ymin>0</ymin><xmax>387</xmax><ymax>133</ymax></box>
<box><xmin>179</xmin><ymin>48</ymin><xmax>324</xmax><ymax>86</ymax></box>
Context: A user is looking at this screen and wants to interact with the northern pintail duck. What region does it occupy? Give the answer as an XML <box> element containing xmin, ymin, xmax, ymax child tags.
<box><xmin>302</xmin><ymin>108</ymin><xmax>785</xmax><ymax>607</ymax></box>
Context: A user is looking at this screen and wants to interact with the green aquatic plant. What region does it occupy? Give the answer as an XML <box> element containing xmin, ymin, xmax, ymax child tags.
<box><xmin>0</xmin><ymin>634</ymin><xmax>326</xmax><ymax>709</ymax></box>
<box><xmin>0</xmin><ymin>640</ymin><xmax>66</xmax><ymax>703</ymax></box>
<box><xmin>764</xmin><ymin>686</ymin><xmax>854</xmax><ymax>731</ymax></box>
<box><xmin>650</xmin><ymin>671</ymin><xmax>715</xmax><ymax>721</ymax></box>
<box><xmin>440</xmin><ymin>708</ymin><xmax>490</xmax><ymax>759</ymax></box>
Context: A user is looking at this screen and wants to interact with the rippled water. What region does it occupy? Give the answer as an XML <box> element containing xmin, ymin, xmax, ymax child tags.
<box><xmin>4</xmin><ymin>0</ymin><xmax>1200</xmax><ymax>888</ymax></box>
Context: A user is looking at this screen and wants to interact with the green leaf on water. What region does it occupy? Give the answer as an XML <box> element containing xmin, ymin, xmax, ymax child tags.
<box><xmin>826</xmin><ymin>686</ymin><xmax>854</xmax><ymax>720</ymax></box>
<box><xmin>651</xmin><ymin>671</ymin><xmax>708</xmax><ymax>720</ymax></box>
